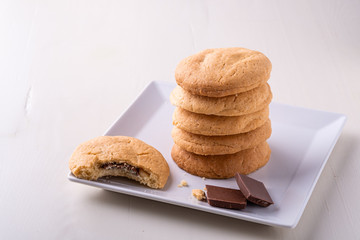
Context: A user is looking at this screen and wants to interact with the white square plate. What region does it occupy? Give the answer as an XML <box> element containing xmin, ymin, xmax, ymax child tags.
<box><xmin>68</xmin><ymin>81</ymin><xmax>346</xmax><ymax>228</ymax></box>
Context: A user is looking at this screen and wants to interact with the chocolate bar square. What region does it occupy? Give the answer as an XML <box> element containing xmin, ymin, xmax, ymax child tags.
<box><xmin>235</xmin><ymin>173</ymin><xmax>273</xmax><ymax>207</ymax></box>
<box><xmin>206</xmin><ymin>185</ymin><xmax>246</xmax><ymax>210</ymax></box>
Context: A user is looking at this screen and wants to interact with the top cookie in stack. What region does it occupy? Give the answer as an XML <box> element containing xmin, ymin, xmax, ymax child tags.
<box><xmin>170</xmin><ymin>47</ymin><xmax>273</xmax><ymax>179</ymax></box>
<box><xmin>175</xmin><ymin>48</ymin><xmax>271</xmax><ymax>97</ymax></box>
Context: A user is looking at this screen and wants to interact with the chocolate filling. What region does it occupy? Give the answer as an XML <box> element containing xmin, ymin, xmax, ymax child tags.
<box><xmin>100</xmin><ymin>162</ymin><xmax>139</xmax><ymax>176</ymax></box>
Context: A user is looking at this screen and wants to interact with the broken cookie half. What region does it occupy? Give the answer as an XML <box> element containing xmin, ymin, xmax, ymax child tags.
<box><xmin>69</xmin><ymin>136</ymin><xmax>170</xmax><ymax>189</ymax></box>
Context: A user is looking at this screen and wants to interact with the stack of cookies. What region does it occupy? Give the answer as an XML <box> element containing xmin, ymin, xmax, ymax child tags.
<box><xmin>170</xmin><ymin>48</ymin><xmax>273</xmax><ymax>179</ymax></box>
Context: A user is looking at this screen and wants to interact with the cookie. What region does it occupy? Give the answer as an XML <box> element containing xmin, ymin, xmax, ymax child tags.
<box><xmin>172</xmin><ymin>106</ymin><xmax>269</xmax><ymax>136</ymax></box>
<box><xmin>175</xmin><ymin>48</ymin><xmax>272</xmax><ymax>97</ymax></box>
<box><xmin>171</xmin><ymin>119</ymin><xmax>272</xmax><ymax>155</ymax></box>
<box><xmin>170</xmin><ymin>83</ymin><xmax>272</xmax><ymax>116</ymax></box>
<box><xmin>69</xmin><ymin>136</ymin><xmax>170</xmax><ymax>189</ymax></box>
<box><xmin>171</xmin><ymin>142</ymin><xmax>271</xmax><ymax>178</ymax></box>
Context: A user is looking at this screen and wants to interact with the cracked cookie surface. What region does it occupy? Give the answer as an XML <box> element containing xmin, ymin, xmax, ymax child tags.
<box><xmin>172</xmin><ymin>106</ymin><xmax>269</xmax><ymax>136</ymax></box>
<box><xmin>170</xmin><ymin>83</ymin><xmax>272</xmax><ymax>116</ymax></box>
<box><xmin>69</xmin><ymin>136</ymin><xmax>169</xmax><ymax>189</ymax></box>
<box><xmin>171</xmin><ymin>119</ymin><xmax>272</xmax><ymax>155</ymax></box>
<box><xmin>171</xmin><ymin>141</ymin><xmax>271</xmax><ymax>179</ymax></box>
<box><xmin>175</xmin><ymin>48</ymin><xmax>272</xmax><ymax>97</ymax></box>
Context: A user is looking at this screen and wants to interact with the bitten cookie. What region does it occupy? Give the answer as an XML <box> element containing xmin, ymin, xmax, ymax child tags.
<box><xmin>171</xmin><ymin>119</ymin><xmax>272</xmax><ymax>155</ymax></box>
<box><xmin>170</xmin><ymin>83</ymin><xmax>272</xmax><ymax>116</ymax></box>
<box><xmin>69</xmin><ymin>136</ymin><xmax>170</xmax><ymax>189</ymax></box>
<box><xmin>171</xmin><ymin>142</ymin><xmax>271</xmax><ymax>178</ymax></box>
<box><xmin>175</xmin><ymin>48</ymin><xmax>272</xmax><ymax>97</ymax></box>
<box><xmin>172</xmin><ymin>106</ymin><xmax>269</xmax><ymax>136</ymax></box>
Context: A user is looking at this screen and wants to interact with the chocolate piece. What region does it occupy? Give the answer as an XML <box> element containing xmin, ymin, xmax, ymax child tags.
<box><xmin>100</xmin><ymin>162</ymin><xmax>139</xmax><ymax>176</ymax></box>
<box><xmin>235</xmin><ymin>173</ymin><xmax>273</xmax><ymax>207</ymax></box>
<box><xmin>205</xmin><ymin>185</ymin><xmax>246</xmax><ymax>210</ymax></box>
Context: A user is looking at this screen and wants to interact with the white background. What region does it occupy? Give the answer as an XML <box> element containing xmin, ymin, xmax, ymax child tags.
<box><xmin>1</xmin><ymin>0</ymin><xmax>359</xmax><ymax>239</ymax></box>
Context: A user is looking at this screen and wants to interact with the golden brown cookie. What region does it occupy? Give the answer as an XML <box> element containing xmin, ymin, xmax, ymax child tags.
<box><xmin>69</xmin><ymin>136</ymin><xmax>170</xmax><ymax>189</ymax></box>
<box><xmin>171</xmin><ymin>119</ymin><xmax>272</xmax><ymax>155</ymax></box>
<box><xmin>171</xmin><ymin>142</ymin><xmax>271</xmax><ymax>178</ymax></box>
<box><xmin>175</xmin><ymin>48</ymin><xmax>272</xmax><ymax>97</ymax></box>
<box><xmin>172</xmin><ymin>106</ymin><xmax>269</xmax><ymax>136</ymax></box>
<box><xmin>170</xmin><ymin>83</ymin><xmax>272</xmax><ymax>116</ymax></box>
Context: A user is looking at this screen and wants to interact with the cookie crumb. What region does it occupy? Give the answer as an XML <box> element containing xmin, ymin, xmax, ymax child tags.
<box><xmin>178</xmin><ymin>180</ymin><xmax>188</xmax><ymax>187</ymax></box>
<box><xmin>202</xmin><ymin>177</ymin><xmax>206</xmax><ymax>181</ymax></box>
<box><xmin>203</xmin><ymin>187</ymin><xmax>207</xmax><ymax>191</ymax></box>
<box><xmin>192</xmin><ymin>189</ymin><xmax>206</xmax><ymax>201</ymax></box>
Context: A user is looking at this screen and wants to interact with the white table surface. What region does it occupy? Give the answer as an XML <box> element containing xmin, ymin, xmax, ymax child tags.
<box><xmin>1</xmin><ymin>0</ymin><xmax>359</xmax><ymax>239</ymax></box>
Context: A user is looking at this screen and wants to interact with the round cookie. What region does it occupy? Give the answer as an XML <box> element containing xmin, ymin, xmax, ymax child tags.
<box><xmin>171</xmin><ymin>119</ymin><xmax>272</xmax><ymax>155</ymax></box>
<box><xmin>69</xmin><ymin>136</ymin><xmax>170</xmax><ymax>189</ymax></box>
<box><xmin>175</xmin><ymin>48</ymin><xmax>272</xmax><ymax>97</ymax></box>
<box><xmin>172</xmin><ymin>106</ymin><xmax>269</xmax><ymax>136</ymax></box>
<box><xmin>170</xmin><ymin>83</ymin><xmax>272</xmax><ymax>116</ymax></box>
<box><xmin>171</xmin><ymin>142</ymin><xmax>271</xmax><ymax>179</ymax></box>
